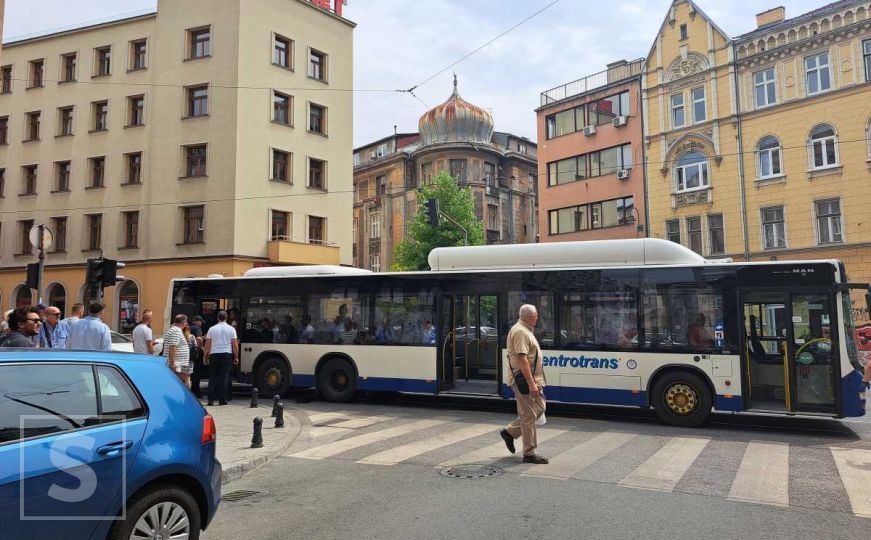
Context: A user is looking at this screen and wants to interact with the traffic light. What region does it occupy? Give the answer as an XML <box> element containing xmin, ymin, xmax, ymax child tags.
<box><xmin>425</xmin><ymin>198</ymin><xmax>440</xmax><ymax>227</ymax></box>
<box><xmin>85</xmin><ymin>258</ymin><xmax>104</xmax><ymax>288</ymax></box>
<box><xmin>26</xmin><ymin>263</ymin><xmax>40</xmax><ymax>290</ymax></box>
<box><xmin>100</xmin><ymin>258</ymin><xmax>125</xmax><ymax>287</ymax></box>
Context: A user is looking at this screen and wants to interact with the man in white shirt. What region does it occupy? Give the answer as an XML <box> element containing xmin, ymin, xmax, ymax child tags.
<box><xmin>204</xmin><ymin>310</ymin><xmax>239</xmax><ymax>406</ymax></box>
<box><xmin>132</xmin><ymin>309</ymin><xmax>154</xmax><ymax>354</ymax></box>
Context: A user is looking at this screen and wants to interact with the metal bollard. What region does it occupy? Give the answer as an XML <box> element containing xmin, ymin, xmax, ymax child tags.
<box><xmin>250</xmin><ymin>388</ymin><xmax>259</xmax><ymax>408</ymax></box>
<box><xmin>271</xmin><ymin>395</ymin><xmax>280</xmax><ymax>417</ymax></box>
<box><xmin>274</xmin><ymin>403</ymin><xmax>285</xmax><ymax>428</ymax></box>
<box><xmin>251</xmin><ymin>417</ymin><xmax>264</xmax><ymax>448</ymax></box>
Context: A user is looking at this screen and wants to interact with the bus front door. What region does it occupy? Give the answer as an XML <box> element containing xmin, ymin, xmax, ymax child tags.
<box><xmin>742</xmin><ymin>291</ymin><xmax>837</xmax><ymax>413</ymax></box>
<box><xmin>438</xmin><ymin>294</ymin><xmax>500</xmax><ymax>395</ymax></box>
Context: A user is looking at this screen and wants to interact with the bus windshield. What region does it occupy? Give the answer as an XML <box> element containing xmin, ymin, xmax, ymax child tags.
<box><xmin>842</xmin><ymin>293</ymin><xmax>861</xmax><ymax>370</ymax></box>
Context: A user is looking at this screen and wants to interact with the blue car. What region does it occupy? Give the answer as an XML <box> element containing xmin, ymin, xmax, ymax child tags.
<box><xmin>0</xmin><ymin>350</ymin><xmax>221</xmax><ymax>540</ymax></box>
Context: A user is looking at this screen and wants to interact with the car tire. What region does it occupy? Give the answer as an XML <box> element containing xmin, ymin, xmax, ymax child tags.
<box><xmin>651</xmin><ymin>371</ymin><xmax>712</xmax><ymax>428</ymax></box>
<box><xmin>109</xmin><ymin>485</ymin><xmax>201</xmax><ymax>540</ymax></box>
<box><xmin>256</xmin><ymin>356</ymin><xmax>291</xmax><ymax>397</ymax></box>
<box><xmin>317</xmin><ymin>357</ymin><xmax>357</xmax><ymax>402</ymax></box>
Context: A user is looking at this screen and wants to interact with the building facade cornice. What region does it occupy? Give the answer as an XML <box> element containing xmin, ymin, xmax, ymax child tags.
<box><xmin>737</xmin><ymin>17</ymin><xmax>871</xmax><ymax>68</ymax></box>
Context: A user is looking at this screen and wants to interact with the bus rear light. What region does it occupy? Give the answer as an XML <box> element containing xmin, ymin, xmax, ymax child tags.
<box><xmin>202</xmin><ymin>414</ymin><xmax>216</xmax><ymax>444</ymax></box>
<box><xmin>724</xmin><ymin>394</ymin><xmax>733</xmax><ymax>399</ymax></box>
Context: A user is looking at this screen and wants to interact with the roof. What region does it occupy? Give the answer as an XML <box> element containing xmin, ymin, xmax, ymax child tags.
<box><xmin>0</xmin><ymin>349</ymin><xmax>165</xmax><ymax>364</ymax></box>
<box><xmin>646</xmin><ymin>0</ymin><xmax>731</xmax><ymax>62</ymax></box>
<box><xmin>736</xmin><ymin>0</ymin><xmax>859</xmax><ymax>40</ymax></box>
<box><xmin>3</xmin><ymin>9</ymin><xmax>157</xmax><ymax>46</ymax></box>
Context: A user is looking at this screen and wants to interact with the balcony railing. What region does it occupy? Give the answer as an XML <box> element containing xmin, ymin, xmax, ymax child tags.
<box><xmin>540</xmin><ymin>59</ymin><xmax>644</xmax><ymax>107</ymax></box>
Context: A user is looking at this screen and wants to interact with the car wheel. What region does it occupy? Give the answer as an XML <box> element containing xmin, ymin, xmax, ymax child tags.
<box><xmin>256</xmin><ymin>356</ymin><xmax>291</xmax><ymax>397</ymax></box>
<box><xmin>317</xmin><ymin>357</ymin><xmax>357</xmax><ymax>402</ymax></box>
<box><xmin>651</xmin><ymin>371</ymin><xmax>712</xmax><ymax>427</ymax></box>
<box><xmin>109</xmin><ymin>485</ymin><xmax>201</xmax><ymax>540</ymax></box>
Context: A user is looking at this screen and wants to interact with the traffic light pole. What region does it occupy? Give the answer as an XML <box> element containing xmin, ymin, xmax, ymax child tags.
<box><xmin>438</xmin><ymin>211</ymin><xmax>468</xmax><ymax>247</ymax></box>
<box><xmin>37</xmin><ymin>235</ymin><xmax>45</xmax><ymax>305</ymax></box>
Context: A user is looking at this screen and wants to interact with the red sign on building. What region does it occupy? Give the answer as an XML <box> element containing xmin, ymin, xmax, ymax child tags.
<box><xmin>308</xmin><ymin>0</ymin><xmax>344</xmax><ymax>16</ymax></box>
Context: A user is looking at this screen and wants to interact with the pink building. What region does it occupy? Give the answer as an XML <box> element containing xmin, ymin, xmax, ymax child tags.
<box><xmin>536</xmin><ymin>59</ymin><xmax>646</xmax><ymax>242</ymax></box>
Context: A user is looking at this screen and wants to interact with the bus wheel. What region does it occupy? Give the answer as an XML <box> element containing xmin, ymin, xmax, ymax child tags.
<box><xmin>651</xmin><ymin>371</ymin><xmax>712</xmax><ymax>427</ymax></box>
<box><xmin>256</xmin><ymin>357</ymin><xmax>290</xmax><ymax>397</ymax></box>
<box><xmin>318</xmin><ymin>358</ymin><xmax>357</xmax><ymax>403</ymax></box>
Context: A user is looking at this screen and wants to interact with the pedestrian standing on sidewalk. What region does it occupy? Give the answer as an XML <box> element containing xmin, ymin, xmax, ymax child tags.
<box><xmin>203</xmin><ymin>310</ymin><xmax>239</xmax><ymax>406</ymax></box>
<box><xmin>132</xmin><ymin>309</ymin><xmax>155</xmax><ymax>354</ymax></box>
<box><xmin>499</xmin><ymin>304</ymin><xmax>548</xmax><ymax>464</ymax></box>
<box><xmin>189</xmin><ymin>315</ymin><xmax>206</xmax><ymax>398</ymax></box>
<box><xmin>66</xmin><ymin>303</ymin><xmax>85</xmax><ymax>327</ymax></box>
<box><xmin>163</xmin><ymin>314</ymin><xmax>192</xmax><ymax>388</ymax></box>
<box><xmin>38</xmin><ymin>306</ymin><xmax>68</xmax><ymax>348</ymax></box>
<box><xmin>67</xmin><ymin>303</ymin><xmax>112</xmax><ymax>351</ymax></box>
<box><xmin>0</xmin><ymin>307</ymin><xmax>41</xmax><ymax>348</ymax></box>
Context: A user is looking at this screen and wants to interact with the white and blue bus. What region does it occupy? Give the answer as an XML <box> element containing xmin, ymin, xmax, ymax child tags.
<box><xmin>168</xmin><ymin>239</ymin><xmax>867</xmax><ymax>426</ymax></box>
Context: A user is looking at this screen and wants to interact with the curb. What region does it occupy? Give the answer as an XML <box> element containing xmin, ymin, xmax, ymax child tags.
<box><xmin>220</xmin><ymin>407</ymin><xmax>304</xmax><ymax>485</ymax></box>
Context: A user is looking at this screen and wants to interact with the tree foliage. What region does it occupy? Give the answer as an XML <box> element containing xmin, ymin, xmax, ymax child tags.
<box><xmin>392</xmin><ymin>171</ymin><xmax>484</xmax><ymax>271</ymax></box>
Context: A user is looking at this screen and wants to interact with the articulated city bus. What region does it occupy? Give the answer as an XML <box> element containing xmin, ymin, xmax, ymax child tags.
<box><xmin>168</xmin><ymin>239</ymin><xmax>867</xmax><ymax>426</ymax></box>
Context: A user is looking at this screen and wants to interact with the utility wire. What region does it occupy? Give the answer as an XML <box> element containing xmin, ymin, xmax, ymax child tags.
<box><xmin>7</xmin><ymin>77</ymin><xmax>400</xmax><ymax>94</ymax></box>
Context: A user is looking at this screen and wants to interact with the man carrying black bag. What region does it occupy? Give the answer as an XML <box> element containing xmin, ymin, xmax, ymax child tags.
<box><xmin>499</xmin><ymin>304</ymin><xmax>548</xmax><ymax>464</ymax></box>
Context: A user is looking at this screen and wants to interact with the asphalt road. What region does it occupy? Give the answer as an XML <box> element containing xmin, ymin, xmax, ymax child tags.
<box><xmin>203</xmin><ymin>395</ymin><xmax>871</xmax><ymax>540</ymax></box>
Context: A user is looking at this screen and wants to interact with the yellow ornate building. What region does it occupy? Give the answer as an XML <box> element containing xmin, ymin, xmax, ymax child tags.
<box><xmin>645</xmin><ymin>0</ymin><xmax>871</xmax><ymax>323</ymax></box>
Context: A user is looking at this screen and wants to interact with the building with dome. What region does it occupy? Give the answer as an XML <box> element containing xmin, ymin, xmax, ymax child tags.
<box><xmin>352</xmin><ymin>77</ymin><xmax>538</xmax><ymax>271</ymax></box>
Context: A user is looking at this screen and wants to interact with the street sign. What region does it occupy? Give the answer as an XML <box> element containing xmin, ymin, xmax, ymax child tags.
<box><xmin>28</xmin><ymin>225</ymin><xmax>54</xmax><ymax>251</ymax></box>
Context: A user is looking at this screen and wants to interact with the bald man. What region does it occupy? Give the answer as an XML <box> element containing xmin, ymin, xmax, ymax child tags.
<box><xmin>38</xmin><ymin>306</ymin><xmax>70</xmax><ymax>348</ymax></box>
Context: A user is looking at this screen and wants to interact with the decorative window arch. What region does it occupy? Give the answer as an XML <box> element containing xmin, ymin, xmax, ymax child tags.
<box><xmin>45</xmin><ymin>282</ymin><xmax>68</xmax><ymax>316</ymax></box>
<box><xmin>808</xmin><ymin>123</ymin><xmax>839</xmax><ymax>170</ymax></box>
<box><xmin>757</xmin><ymin>136</ymin><xmax>783</xmax><ymax>179</ymax></box>
<box><xmin>674</xmin><ymin>152</ymin><xmax>709</xmax><ymax>193</ymax></box>
<box><xmin>12</xmin><ymin>284</ymin><xmax>33</xmax><ymax>309</ymax></box>
<box><xmin>115</xmin><ymin>279</ymin><xmax>140</xmax><ymax>334</ymax></box>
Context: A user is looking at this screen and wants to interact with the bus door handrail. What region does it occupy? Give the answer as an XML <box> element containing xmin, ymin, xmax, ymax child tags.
<box><xmin>441</xmin><ymin>331</ymin><xmax>454</xmax><ymax>383</ymax></box>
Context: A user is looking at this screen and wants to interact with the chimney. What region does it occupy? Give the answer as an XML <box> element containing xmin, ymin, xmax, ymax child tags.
<box><xmin>756</xmin><ymin>6</ymin><xmax>786</xmax><ymax>29</ymax></box>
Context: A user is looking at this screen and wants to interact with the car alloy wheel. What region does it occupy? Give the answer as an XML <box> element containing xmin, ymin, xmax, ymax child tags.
<box><xmin>130</xmin><ymin>501</ymin><xmax>190</xmax><ymax>540</ymax></box>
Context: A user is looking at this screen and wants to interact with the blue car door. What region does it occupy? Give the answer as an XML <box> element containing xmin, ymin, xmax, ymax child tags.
<box><xmin>0</xmin><ymin>362</ymin><xmax>147</xmax><ymax>540</ymax></box>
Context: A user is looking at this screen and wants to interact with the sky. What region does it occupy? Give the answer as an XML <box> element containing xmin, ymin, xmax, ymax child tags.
<box><xmin>3</xmin><ymin>0</ymin><xmax>827</xmax><ymax>147</ymax></box>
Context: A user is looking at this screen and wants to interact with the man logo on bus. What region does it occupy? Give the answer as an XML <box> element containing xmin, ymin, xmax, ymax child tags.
<box><xmin>544</xmin><ymin>355</ymin><xmax>619</xmax><ymax>369</ymax></box>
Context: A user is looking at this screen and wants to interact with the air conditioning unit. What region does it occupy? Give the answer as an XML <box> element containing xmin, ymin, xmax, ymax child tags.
<box><xmin>617</xmin><ymin>169</ymin><xmax>630</xmax><ymax>180</ymax></box>
<box><xmin>583</xmin><ymin>125</ymin><xmax>597</xmax><ymax>137</ymax></box>
<box><xmin>612</xmin><ymin>115</ymin><xmax>629</xmax><ymax>127</ymax></box>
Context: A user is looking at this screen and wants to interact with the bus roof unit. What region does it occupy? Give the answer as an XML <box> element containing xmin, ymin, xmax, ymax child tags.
<box><xmin>428</xmin><ymin>238</ymin><xmax>722</xmax><ymax>271</ymax></box>
<box><xmin>243</xmin><ymin>265</ymin><xmax>372</xmax><ymax>277</ymax></box>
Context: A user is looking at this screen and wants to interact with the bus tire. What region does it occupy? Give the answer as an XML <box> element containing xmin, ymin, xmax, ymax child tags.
<box><xmin>318</xmin><ymin>358</ymin><xmax>357</xmax><ymax>403</ymax></box>
<box><xmin>256</xmin><ymin>357</ymin><xmax>291</xmax><ymax>397</ymax></box>
<box><xmin>651</xmin><ymin>371</ymin><xmax>712</xmax><ymax>427</ymax></box>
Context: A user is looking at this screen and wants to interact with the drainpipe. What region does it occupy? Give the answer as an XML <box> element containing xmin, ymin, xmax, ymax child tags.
<box><xmin>732</xmin><ymin>42</ymin><xmax>750</xmax><ymax>262</ymax></box>
<box><xmin>637</xmin><ymin>77</ymin><xmax>650</xmax><ymax>237</ymax></box>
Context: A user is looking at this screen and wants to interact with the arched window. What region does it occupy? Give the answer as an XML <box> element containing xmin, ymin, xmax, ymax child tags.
<box><xmin>809</xmin><ymin>124</ymin><xmax>838</xmax><ymax>169</ymax></box>
<box><xmin>674</xmin><ymin>152</ymin><xmax>709</xmax><ymax>193</ymax></box>
<box><xmin>13</xmin><ymin>285</ymin><xmax>33</xmax><ymax>309</ymax></box>
<box><xmin>116</xmin><ymin>280</ymin><xmax>140</xmax><ymax>334</ymax></box>
<box><xmin>46</xmin><ymin>283</ymin><xmax>67</xmax><ymax>316</ymax></box>
<box><xmin>757</xmin><ymin>136</ymin><xmax>783</xmax><ymax>179</ymax></box>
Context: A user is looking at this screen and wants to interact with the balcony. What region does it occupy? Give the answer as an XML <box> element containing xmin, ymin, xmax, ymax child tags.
<box><xmin>267</xmin><ymin>239</ymin><xmax>340</xmax><ymax>265</ymax></box>
<box><xmin>540</xmin><ymin>59</ymin><xmax>644</xmax><ymax>106</ymax></box>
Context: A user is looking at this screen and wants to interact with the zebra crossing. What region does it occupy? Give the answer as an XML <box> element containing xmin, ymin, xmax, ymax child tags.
<box><xmin>289</xmin><ymin>408</ymin><xmax>871</xmax><ymax>519</ymax></box>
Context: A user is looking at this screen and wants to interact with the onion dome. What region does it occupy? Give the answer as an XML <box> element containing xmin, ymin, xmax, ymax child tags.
<box><xmin>418</xmin><ymin>75</ymin><xmax>494</xmax><ymax>146</ymax></box>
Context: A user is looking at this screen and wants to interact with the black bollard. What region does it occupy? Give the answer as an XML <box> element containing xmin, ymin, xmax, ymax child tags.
<box><xmin>274</xmin><ymin>403</ymin><xmax>285</xmax><ymax>428</ymax></box>
<box><xmin>271</xmin><ymin>395</ymin><xmax>280</xmax><ymax>417</ymax></box>
<box><xmin>250</xmin><ymin>388</ymin><xmax>259</xmax><ymax>408</ymax></box>
<box><xmin>251</xmin><ymin>417</ymin><xmax>264</xmax><ymax>448</ymax></box>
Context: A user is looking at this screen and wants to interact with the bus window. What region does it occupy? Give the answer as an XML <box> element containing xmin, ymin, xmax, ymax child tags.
<box><xmin>374</xmin><ymin>286</ymin><xmax>436</xmax><ymax>346</ymax></box>
<box><xmin>307</xmin><ymin>290</ymin><xmax>369</xmax><ymax>345</ymax></box>
<box><xmin>245</xmin><ymin>296</ymin><xmax>303</xmax><ymax>344</ymax></box>
<box><xmin>506</xmin><ymin>291</ymin><xmax>554</xmax><ymax>348</ymax></box>
<box><xmin>559</xmin><ymin>269</ymin><xmax>638</xmax><ymax>351</ymax></box>
<box><xmin>641</xmin><ymin>283</ymin><xmax>725</xmax><ymax>352</ymax></box>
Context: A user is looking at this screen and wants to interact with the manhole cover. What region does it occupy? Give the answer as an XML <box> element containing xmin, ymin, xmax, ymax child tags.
<box><xmin>439</xmin><ymin>465</ymin><xmax>503</xmax><ymax>479</ymax></box>
<box><xmin>222</xmin><ymin>490</ymin><xmax>261</xmax><ymax>502</ymax></box>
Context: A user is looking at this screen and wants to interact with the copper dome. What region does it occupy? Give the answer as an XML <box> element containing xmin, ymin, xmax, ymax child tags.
<box><xmin>418</xmin><ymin>75</ymin><xmax>494</xmax><ymax>146</ymax></box>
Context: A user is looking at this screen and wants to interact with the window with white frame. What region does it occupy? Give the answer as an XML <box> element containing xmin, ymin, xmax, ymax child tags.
<box><xmin>761</xmin><ymin>206</ymin><xmax>786</xmax><ymax>249</ymax></box>
<box><xmin>671</xmin><ymin>94</ymin><xmax>685</xmax><ymax>128</ymax></box>
<box><xmin>815</xmin><ymin>199</ymin><xmax>842</xmax><ymax>244</ymax></box>
<box><xmin>809</xmin><ymin>124</ymin><xmax>838</xmax><ymax>169</ymax></box>
<box><xmin>369</xmin><ymin>211</ymin><xmax>381</xmax><ymax>239</ymax></box>
<box><xmin>757</xmin><ymin>136</ymin><xmax>782</xmax><ymax>179</ymax></box>
<box><xmin>754</xmin><ymin>68</ymin><xmax>776</xmax><ymax>108</ymax></box>
<box><xmin>805</xmin><ymin>52</ymin><xmax>831</xmax><ymax>95</ymax></box>
<box><xmin>369</xmin><ymin>255</ymin><xmax>380</xmax><ymax>273</ymax></box>
<box><xmin>691</xmin><ymin>87</ymin><xmax>706</xmax><ymax>123</ymax></box>
<box><xmin>376</xmin><ymin>144</ymin><xmax>387</xmax><ymax>158</ymax></box>
<box><xmin>674</xmin><ymin>152</ymin><xmax>709</xmax><ymax>193</ymax></box>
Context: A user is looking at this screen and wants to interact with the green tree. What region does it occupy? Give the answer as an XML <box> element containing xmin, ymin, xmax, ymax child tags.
<box><xmin>392</xmin><ymin>171</ymin><xmax>484</xmax><ymax>271</ymax></box>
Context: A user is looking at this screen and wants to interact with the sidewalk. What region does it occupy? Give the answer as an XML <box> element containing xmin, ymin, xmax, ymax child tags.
<box><xmin>205</xmin><ymin>399</ymin><xmax>304</xmax><ymax>485</ymax></box>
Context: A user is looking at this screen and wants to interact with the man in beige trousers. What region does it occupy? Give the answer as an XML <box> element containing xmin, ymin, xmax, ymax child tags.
<box><xmin>500</xmin><ymin>304</ymin><xmax>548</xmax><ymax>464</ymax></box>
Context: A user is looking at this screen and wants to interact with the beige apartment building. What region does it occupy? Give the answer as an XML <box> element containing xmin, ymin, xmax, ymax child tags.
<box><xmin>0</xmin><ymin>0</ymin><xmax>354</xmax><ymax>333</ymax></box>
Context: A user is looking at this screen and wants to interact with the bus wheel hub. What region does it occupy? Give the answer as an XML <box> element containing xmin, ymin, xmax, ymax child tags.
<box><xmin>666</xmin><ymin>384</ymin><xmax>697</xmax><ymax>415</ymax></box>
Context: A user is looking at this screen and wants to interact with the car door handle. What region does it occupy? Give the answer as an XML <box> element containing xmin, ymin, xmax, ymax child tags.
<box><xmin>96</xmin><ymin>441</ymin><xmax>134</xmax><ymax>456</ymax></box>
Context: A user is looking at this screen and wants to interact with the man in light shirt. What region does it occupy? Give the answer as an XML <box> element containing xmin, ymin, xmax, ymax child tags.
<box><xmin>67</xmin><ymin>302</ymin><xmax>112</xmax><ymax>351</ymax></box>
<box><xmin>204</xmin><ymin>310</ymin><xmax>239</xmax><ymax>406</ymax></box>
<box><xmin>132</xmin><ymin>309</ymin><xmax>155</xmax><ymax>354</ymax></box>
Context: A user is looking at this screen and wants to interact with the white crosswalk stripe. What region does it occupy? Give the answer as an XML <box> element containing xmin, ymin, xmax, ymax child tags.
<box><xmin>329</xmin><ymin>416</ymin><xmax>392</xmax><ymax>429</ymax></box>
<box><xmin>308</xmin><ymin>412</ymin><xmax>351</xmax><ymax>424</ymax></box>
<box><xmin>618</xmin><ymin>437</ymin><xmax>710</xmax><ymax>492</ymax></box>
<box><xmin>290</xmin><ymin>418</ymin><xmax>450</xmax><ymax>460</ymax></box>
<box><xmin>437</xmin><ymin>428</ymin><xmax>568</xmax><ymax>468</ymax></box>
<box><xmin>831</xmin><ymin>447</ymin><xmax>871</xmax><ymax>519</ymax></box>
<box><xmin>727</xmin><ymin>441</ymin><xmax>790</xmax><ymax>508</ymax></box>
<box><xmin>358</xmin><ymin>423</ymin><xmax>495</xmax><ymax>466</ymax></box>
<box><xmin>523</xmin><ymin>431</ymin><xmax>637</xmax><ymax>480</ymax></box>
